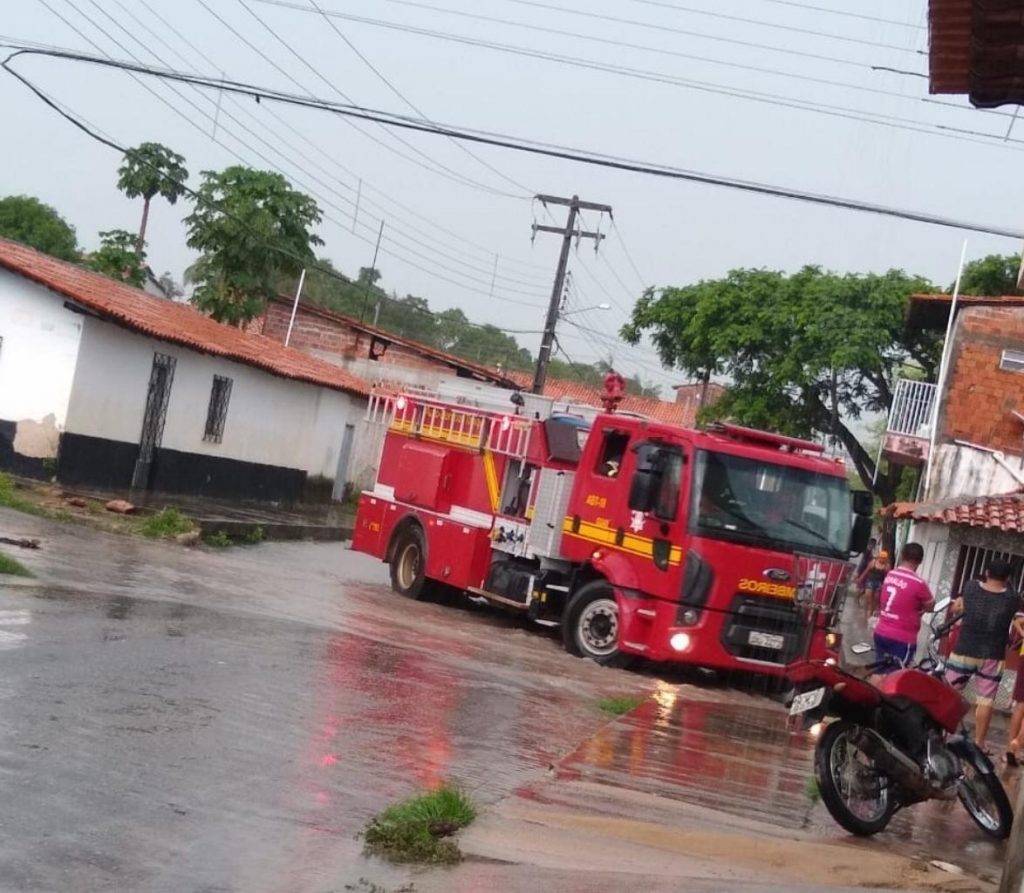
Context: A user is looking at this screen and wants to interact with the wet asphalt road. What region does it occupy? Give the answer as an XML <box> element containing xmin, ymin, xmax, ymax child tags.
<box><xmin>0</xmin><ymin>507</ymin><xmax>1012</xmax><ymax>891</ymax></box>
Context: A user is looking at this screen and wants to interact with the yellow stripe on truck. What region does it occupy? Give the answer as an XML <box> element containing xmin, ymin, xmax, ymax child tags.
<box><xmin>562</xmin><ymin>517</ymin><xmax>683</xmax><ymax>566</ymax></box>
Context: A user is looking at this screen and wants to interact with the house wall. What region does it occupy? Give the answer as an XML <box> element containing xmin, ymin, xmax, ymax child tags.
<box><xmin>921</xmin><ymin>306</ymin><xmax>1024</xmax><ymax>502</ymax></box>
<box><xmin>259</xmin><ymin>300</ymin><xmax>476</xmax><ymax>388</ymax></box>
<box><xmin>926</xmin><ymin>441</ymin><xmax>1024</xmax><ymax>502</ymax></box>
<box><xmin>59</xmin><ymin>316</ymin><xmax>363</xmax><ymax>502</ymax></box>
<box><xmin>0</xmin><ymin>269</ymin><xmax>83</xmax><ymax>476</ymax></box>
<box><xmin>938</xmin><ymin>306</ymin><xmax>1024</xmax><ymax>452</ymax></box>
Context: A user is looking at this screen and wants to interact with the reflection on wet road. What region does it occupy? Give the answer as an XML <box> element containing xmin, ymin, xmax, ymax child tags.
<box><xmin>0</xmin><ymin>508</ymin><xmax>1012</xmax><ymax>890</ymax></box>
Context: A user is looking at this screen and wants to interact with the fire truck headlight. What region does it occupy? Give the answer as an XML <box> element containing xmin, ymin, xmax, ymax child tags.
<box><xmin>669</xmin><ymin>632</ymin><xmax>692</xmax><ymax>653</ymax></box>
<box><xmin>825</xmin><ymin>631</ymin><xmax>840</xmax><ymax>649</ymax></box>
<box><xmin>680</xmin><ymin>609</ymin><xmax>700</xmax><ymax>626</ymax></box>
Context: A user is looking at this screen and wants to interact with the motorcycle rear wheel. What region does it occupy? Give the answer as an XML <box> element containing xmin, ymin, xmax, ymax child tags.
<box><xmin>958</xmin><ymin>758</ymin><xmax>1013</xmax><ymax>840</ymax></box>
<box><xmin>816</xmin><ymin>721</ymin><xmax>897</xmax><ymax>836</ymax></box>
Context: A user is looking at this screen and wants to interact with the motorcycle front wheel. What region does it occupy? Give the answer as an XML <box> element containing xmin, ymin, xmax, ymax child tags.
<box><xmin>816</xmin><ymin>720</ymin><xmax>897</xmax><ymax>836</ymax></box>
<box><xmin>958</xmin><ymin>757</ymin><xmax>1013</xmax><ymax>840</ymax></box>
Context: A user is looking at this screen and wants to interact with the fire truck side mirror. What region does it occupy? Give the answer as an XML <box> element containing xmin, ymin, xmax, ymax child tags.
<box><xmin>851</xmin><ymin>490</ymin><xmax>873</xmax><ymax>517</ymax></box>
<box><xmin>849</xmin><ymin>515</ymin><xmax>873</xmax><ymax>556</ymax></box>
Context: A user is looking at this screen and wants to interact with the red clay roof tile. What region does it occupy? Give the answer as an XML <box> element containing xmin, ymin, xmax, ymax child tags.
<box><xmin>0</xmin><ymin>239</ymin><xmax>369</xmax><ymax>397</ymax></box>
<box><xmin>890</xmin><ymin>490</ymin><xmax>1024</xmax><ymax>533</ymax></box>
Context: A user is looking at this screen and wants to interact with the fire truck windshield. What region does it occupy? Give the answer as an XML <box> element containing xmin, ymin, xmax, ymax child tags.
<box><xmin>690</xmin><ymin>450</ymin><xmax>851</xmax><ymax>558</ymax></box>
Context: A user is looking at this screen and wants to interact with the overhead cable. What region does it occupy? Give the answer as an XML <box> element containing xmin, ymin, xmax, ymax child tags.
<box><xmin>7</xmin><ymin>48</ymin><xmax>1020</xmax><ymax>239</ymax></box>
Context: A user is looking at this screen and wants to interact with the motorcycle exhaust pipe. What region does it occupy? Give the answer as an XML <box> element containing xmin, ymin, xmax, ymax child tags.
<box><xmin>853</xmin><ymin>728</ymin><xmax>956</xmax><ymax>802</ymax></box>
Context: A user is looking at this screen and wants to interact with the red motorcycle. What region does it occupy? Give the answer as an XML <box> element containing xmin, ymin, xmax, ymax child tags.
<box><xmin>788</xmin><ymin>600</ymin><xmax>1014</xmax><ymax>839</ymax></box>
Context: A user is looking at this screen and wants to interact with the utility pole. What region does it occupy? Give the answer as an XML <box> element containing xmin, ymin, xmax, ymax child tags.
<box><xmin>531</xmin><ymin>194</ymin><xmax>611</xmax><ymax>394</ymax></box>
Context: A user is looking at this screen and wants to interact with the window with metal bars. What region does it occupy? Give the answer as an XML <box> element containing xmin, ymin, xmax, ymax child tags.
<box><xmin>203</xmin><ymin>375</ymin><xmax>232</xmax><ymax>444</ymax></box>
<box><xmin>951</xmin><ymin>544</ymin><xmax>1024</xmax><ymax>597</ymax></box>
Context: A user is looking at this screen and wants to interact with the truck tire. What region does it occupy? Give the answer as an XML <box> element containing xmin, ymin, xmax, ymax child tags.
<box><xmin>389</xmin><ymin>525</ymin><xmax>428</xmax><ymax>600</ymax></box>
<box><xmin>562</xmin><ymin>581</ymin><xmax>632</xmax><ymax>668</ymax></box>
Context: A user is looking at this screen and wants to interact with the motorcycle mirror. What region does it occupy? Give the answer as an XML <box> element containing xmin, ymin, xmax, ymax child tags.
<box><xmin>933</xmin><ymin>596</ymin><xmax>951</xmax><ymax>614</ymax></box>
<box><xmin>850</xmin><ymin>642</ymin><xmax>873</xmax><ymax>655</ymax></box>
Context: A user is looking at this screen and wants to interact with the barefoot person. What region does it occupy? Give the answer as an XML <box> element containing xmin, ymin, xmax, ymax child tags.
<box><xmin>945</xmin><ymin>560</ymin><xmax>1022</xmax><ymax>751</ymax></box>
<box><xmin>872</xmin><ymin>543</ymin><xmax>933</xmax><ymax>679</ymax></box>
<box><xmin>857</xmin><ymin>548</ymin><xmax>892</xmax><ymax>623</ymax></box>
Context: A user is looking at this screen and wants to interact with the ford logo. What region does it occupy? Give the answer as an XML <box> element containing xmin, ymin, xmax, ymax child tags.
<box><xmin>763</xmin><ymin>568</ymin><xmax>791</xmax><ymax>582</ymax></box>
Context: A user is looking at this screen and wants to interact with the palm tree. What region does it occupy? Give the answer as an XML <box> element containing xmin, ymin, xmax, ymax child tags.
<box><xmin>116</xmin><ymin>142</ymin><xmax>189</xmax><ymax>257</ymax></box>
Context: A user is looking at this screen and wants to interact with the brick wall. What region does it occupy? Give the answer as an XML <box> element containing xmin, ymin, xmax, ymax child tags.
<box><xmin>261</xmin><ymin>301</ymin><xmax>457</xmax><ymax>376</ymax></box>
<box><xmin>939</xmin><ymin>306</ymin><xmax>1024</xmax><ymax>453</ymax></box>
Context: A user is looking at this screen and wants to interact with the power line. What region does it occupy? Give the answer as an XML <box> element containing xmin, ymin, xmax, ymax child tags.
<box><xmin>124</xmin><ymin>0</ymin><xmax>551</xmax><ymax>279</ymax></box>
<box><xmin>2</xmin><ymin>50</ymin><xmax>550</xmax><ymax>351</ymax></box>
<box><xmin>754</xmin><ymin>0</ymin><xmax>925</xmax><ymax>29</ymax></box>
<box><xmin>49</xmin><ymin>1</ymin><xmax>546</xmax><ymax>302</ymax></box>
<box><xmin>304</xmin><ymin>0</ymin><xmax>532</xmax><ymax>197</ymax></box>
<box><xmin>93</xmin><ymin>0</ymin><xmax>549</xmax><ymax>298</ymax></box>
<box><xmin>245</xmin><ymin>3</ymin><xmax>1024</xmax><ymax>148</ymax></box>
<box><xmin>203</xmin><ymin>0</ymin><xmax>522</xmax><ymax>199</ymax></box>
<box><xmin>622</xmin><ymin>0</ymin><xmax>924</xmax><ymax>53</ymax></box>
<box><xmin>259</xmin><ymin>0</ymin><xmax>903</xmax><ymax>73</ymax></box>
<box><xmin>610</xmin><ymin>219</ymin><xmax>649</xmax><ymax>291</ymax></box>
<box><xmin>8</xmin><ymin>48</ymin><xmax>1024</xmax><ymax>239</ymax></box>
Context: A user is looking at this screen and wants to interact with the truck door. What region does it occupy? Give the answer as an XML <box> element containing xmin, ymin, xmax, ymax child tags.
<box><xmin>569</xmin><ymin>423</ymin><xmax>689</xmax><ymax>599</ymax></box>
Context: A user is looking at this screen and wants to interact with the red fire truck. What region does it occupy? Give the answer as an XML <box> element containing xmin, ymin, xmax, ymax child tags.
<box><xmin>352</xmin><ymin>385</ymin><xmax>873</xmax><ymax>675</ymax></box>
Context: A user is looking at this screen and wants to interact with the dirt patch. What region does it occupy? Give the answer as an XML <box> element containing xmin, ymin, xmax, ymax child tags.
<box><xmin>461</xmin><ymin>785</ymin><xmax>995</xmax><ymax>892</ymax></box>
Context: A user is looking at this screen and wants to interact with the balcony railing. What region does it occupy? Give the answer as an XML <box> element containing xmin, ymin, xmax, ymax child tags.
<box><xmin>887</xmin><ymin>379</ymin><xmax>936</xmax><ymax>439</ymax></box>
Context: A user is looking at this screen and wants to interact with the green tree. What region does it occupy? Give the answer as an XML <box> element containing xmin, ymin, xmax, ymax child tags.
<box><xmin>116</xmin><ymin>142</ymin><xmax>189</xmax><ymax>257</ymax></box>
<box><xmin>0</xmin><ymin>195</ymin><xmax>79</xmax><ymax>260</ymax></box>
<box><xmin>955</xmin><ymin>253</ymin><xmax>1021</xmax><ymax>296</ymax></box>
<box><xmin>85</xmin><ymin>229</ymin><xmax>146</xmax><ymax>287</ymax></box>
<box><xmin>622</xmin><ymin>266</ymin><xmax>942</xmax><ymax>502</ymax></box>
<box><xmin>185</xmin><ymin>166</ymin><xmax>323</xmax><ymax>324</ymax></box>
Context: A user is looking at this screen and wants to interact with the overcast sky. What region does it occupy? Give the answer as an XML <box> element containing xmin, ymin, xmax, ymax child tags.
<box><xmin>2</xmin><ymin>0</ymin><xmax>1021</xmax><ymax>392</ymax></box>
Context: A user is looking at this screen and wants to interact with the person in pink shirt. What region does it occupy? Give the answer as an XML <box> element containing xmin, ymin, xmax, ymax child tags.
<box><xmin>872</xmin><ymin>542</ymin><xmax>934</xmax><ymax>679</ymax></box>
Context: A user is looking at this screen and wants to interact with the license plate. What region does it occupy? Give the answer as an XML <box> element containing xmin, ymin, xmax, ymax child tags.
<box><xmin>789</xmin><ymin>687</ymin><xmax>826</xmax><ymax>716</ymax></box>
<box><xmin>748</xmin><ymin>630</ymin><xmax>785</xmax><ymax>650</ymax></box>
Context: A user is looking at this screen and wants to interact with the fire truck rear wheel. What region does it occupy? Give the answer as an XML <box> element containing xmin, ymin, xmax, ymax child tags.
<box><xmin>389</xmin><ymin>526</ymin><xmax>428</xmax><ymax>600</ymax></box>
<box><xmin>562</xmin><ymin>581</ymin><xmax>632</xmax><ymax>668</ymax></box>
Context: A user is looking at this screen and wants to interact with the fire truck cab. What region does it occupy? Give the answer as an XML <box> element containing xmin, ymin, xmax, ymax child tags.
<box><xmin>352</xmin><ymin>384</ymin><xmax>872</xmax><ymax>675</ymax></box>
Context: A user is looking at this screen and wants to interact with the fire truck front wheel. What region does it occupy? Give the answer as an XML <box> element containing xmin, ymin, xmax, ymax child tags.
<box><xmin>562</xmin><ymin>581</ymin><xmax>632</xmax><ymax>668</ymax></box>
<box><xmin>389</xmin><ymin>525</ymin><xmax>429</xmax><ymax>600</ymax></box>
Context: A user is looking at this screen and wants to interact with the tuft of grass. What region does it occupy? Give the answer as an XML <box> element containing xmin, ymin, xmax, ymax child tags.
<box><xmin>363</xmin><ymin>785</ymin><xmax>476</xmax><ymax>864</ymax></box>
<box><xmin>203</xmin><ymin>530</ymin><xmax>232</xmax><ymax>548</ymax></box>
<box><xmin>242</xmin><ymin>525</ymin><xmax>265</xmax><ymax>544</ymax></box>
<box><xmin>805</xmin><ymin>776</ymin><xmax>821</xmax><ymax>804</ymax></box>
<box><xmin>597</xmin><ymin>695</ymin><xmax>646</xmax><ymax>716</ymax></box>
<box><xmin>139</xmin><ymin>508</ymin><xmax>195</xmax><ymax>539</ymax></box>
<box><xmin>0</xmin><ymin>472</ymin><xmax>47</xmax><ymax>517</ymax></box>
<box><xmin>0</xmin><ymin>551</ymin><xmax>33</xmax><ymax>577</ymax></box>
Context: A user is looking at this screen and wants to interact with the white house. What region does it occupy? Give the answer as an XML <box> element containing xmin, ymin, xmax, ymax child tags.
<box><xmin>0</xmin><ymin>238</ymin><xmax>369</xmax><ymax>503</ymax></box>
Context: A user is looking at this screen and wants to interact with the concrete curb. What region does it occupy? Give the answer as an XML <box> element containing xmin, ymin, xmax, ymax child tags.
<box><xmin>196</xmin><ymin>518</ymin><xmax>353</xmax><ymax>543</ymax></box>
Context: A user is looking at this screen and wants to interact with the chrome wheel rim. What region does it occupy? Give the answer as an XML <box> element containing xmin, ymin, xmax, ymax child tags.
<box><xmin>959</xmin><ymin>762</ymin><xmax>1001</xmax><ymax>832</ymax></box>
<box><xmin>828</xmin><ymin>728</ymin><xmax>890</xmax><ymax>823</ymax></box>
<box><xmin>397</xmin><ymin>542</ymin><xmax>421</xmax><ymax>590</ymax></box>
<box><xmin>578</xmin><ymin>598</ymin><xmax>619</xmax><ymax>657</ymax></box>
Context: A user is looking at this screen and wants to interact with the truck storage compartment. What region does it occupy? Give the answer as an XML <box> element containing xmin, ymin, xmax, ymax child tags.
<box><xmin>393</xmin><ymin>442</ymin><xmax>455</xmax><ymax>512</ymax></box>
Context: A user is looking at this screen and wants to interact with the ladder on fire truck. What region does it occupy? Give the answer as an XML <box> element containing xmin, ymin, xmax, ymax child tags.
<box><xmin>366</xmin><ymin>389</ymin><xmax>533</xmax><ymax>459</ymax></box>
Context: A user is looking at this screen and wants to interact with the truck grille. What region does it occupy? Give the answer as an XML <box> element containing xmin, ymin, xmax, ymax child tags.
<box><xmin>720</xmin><ymin>594</ymin><xmax>804</xmax><ymax>664</ymax></box>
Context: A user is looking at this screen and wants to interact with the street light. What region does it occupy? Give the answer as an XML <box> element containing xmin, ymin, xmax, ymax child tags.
<box><xmin>559</xmin><ymin>302</ymin><xmax>611</xmax><ymax>317</ymax></box>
